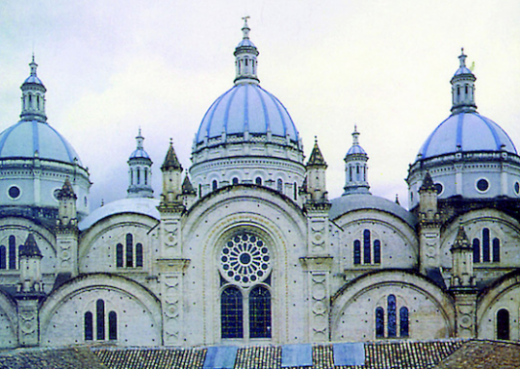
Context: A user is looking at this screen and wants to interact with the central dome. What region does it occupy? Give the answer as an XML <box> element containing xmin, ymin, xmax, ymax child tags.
<box><xmin>195</xmin><ymin>83</ymin><xmax>299</xmax><ymax>145</ymax></box>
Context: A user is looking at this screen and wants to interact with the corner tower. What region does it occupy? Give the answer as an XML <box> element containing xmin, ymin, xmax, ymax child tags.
<box><xmin>190</xmin><ymin>18</ymin><xmax>305</xmax><ymax>201</ymax></box>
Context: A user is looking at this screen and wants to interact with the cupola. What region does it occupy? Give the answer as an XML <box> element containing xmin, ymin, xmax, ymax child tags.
<box><xmin>343</xmin><ymin>126</ymin><xmax>370</xmax><ymax>195</ymax></box>
<box><xmin>127</xmin><ymin>128</ymin><xmax>154</xmax><ymax>198</ymax></box>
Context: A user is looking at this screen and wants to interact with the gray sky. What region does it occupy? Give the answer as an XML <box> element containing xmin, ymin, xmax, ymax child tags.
<box><xmin>1</xmin><ymin>0</ymin><xmax>519</xmax><ymax>210</ymax></box>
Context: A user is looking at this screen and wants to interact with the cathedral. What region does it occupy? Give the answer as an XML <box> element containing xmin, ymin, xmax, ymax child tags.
<box><xmin>0</xmin><ymin>18</ymin><xmax>519</xmax><ymax>350</ymax></box>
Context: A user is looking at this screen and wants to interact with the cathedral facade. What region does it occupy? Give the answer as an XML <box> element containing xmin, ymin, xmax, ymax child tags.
<box><xmin>0</xmin><ymin>20</ymin><xmax>519</xmax><ymax>349</ymax></box>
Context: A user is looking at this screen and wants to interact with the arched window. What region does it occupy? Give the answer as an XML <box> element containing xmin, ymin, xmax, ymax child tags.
<box><xmin>492</xmin><ymin>238</ymin><xmax>500</xmax><ymax>262</ymax></box>
<box><xmin>497</xmin><ymin>309</ymin><xmax>510</xmax><ymax>340</ymax></box>
<box><xmin>116</xmin><ymin>244</ymin><xmax>123</xmax><ymax>268</ymax></box>
<box><xmin>221</xmin><ymin>287</ymin><xmax>243</xmax><ymax>339</ymax></box>
<box><xmin>482</xmin><ymin>228</ymin><xmax>490</xmax><ymax>262</ymax></box>
<box><xmin>232</xmin><ymin>177</ymin><xmax>239</xmax><ymax>185</ymax></box>
<box><xmin>212</xmin><ymin>180</ymin><xmax>218</xmax><ymax>191</ymax></box>
<box><xmin>137</xmin><ymin>168</ymin><xmax>141</xmax><ymax>185</ymax></box>
<box><xmin>8</xmin><ymin>236</ymin><xmax>16</xmax><ymax>270</ymax></box>
<box><xmin>277</xmin><ymin>179</ymin><xmax>283</xmax><ymax>192</ymax></box>
<box><xmin>84</xmin><ymin>312</ymin><xmax>93</xmax><ymax>341</ymax></box>
<box><xmin>374</xmin><ymin>240</ymin><xmax>381</xmax><ymax>264</ymax></box>
<box><xmin>130</xmin><ymin>169</ymin><xmax>133</xmax><ymax>185</ymax></box>
<box><xmin>136</xmin><ymin>243</ymin><xmax>143</xmax><ymax>267</ymax></box>
<box><xmin>144</xmin><ymin>168</ymin><xmax>148</xmax><ymax>185</ymax></box>
<box><xmin>249</xmin><ymin>286</ymin><xmax>271</xmax><ymax>338</ymax></box>
<box><xmin>109</xmin><ymin>311</ymin><xmax>117</xmax><ymax>340</ymax></box>
<box><xmin>473</xmin><ymin>238</ymin><xmax>480</xmax><ymax>263</ymax></box>
<box><xmin>363</xmin><ymin>230</ymin><xmax>371</xmax><ymax>264</ymax></box>
<box><xmin>0</xmin><ymin>246</ymin><xmax>5</xmax><ymax>270</ymax></box>
<box><xmin>294</xmin><ymin>182</ymin><xmax>297</xmax><ymax>200</ymax></box>
<box><xmin>387</xmin><ymin>295</ymin><xmax>397</xmax><ymax>338</ymax></box>
<box><xmin>349</xmin><ymin>165</ymin><xmax>353</xmax><ymax>181</ymax></box>
<box><xmin>96</xmin><ymin>299</ymin><xmax>105</xmax><ymax>340</ymax></box>
<box><xmin>353</xmin><ymin>240</ymin><xmax>361</xmax><ymax>265</ymax></box>
<box><xmin>255</xmin><ymin>177</ymin><xmax>262</xmax><ymax>186</ymax></box>
<box><xmin>126</xmin><ymin>234</ymin><xmax>133</xmax><ymax>268</ymax></box>
<box><xmin>399</xmin><ymin>307</ymin><xmax>409</xmax><ymax>337</ymax></box>
<box><xmin>375</xmin><ymin>307</ymin><xmax>384</xmax><ymax>338</ymax></box>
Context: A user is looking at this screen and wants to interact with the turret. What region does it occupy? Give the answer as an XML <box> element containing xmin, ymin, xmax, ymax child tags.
<box><xmin>55</xmin><ymin>178</ymin><xmax>79</xmax><ymax>277</ymax></box>
<box><xmin>234</xmin><ymin>16</ymin><xmax>259</xmax><ymax>84</ymax></box>
<box><xmin>305</xmin><ymin>137</ymin><xmax>328</xmax><ymax>203</ymax></box>
<box><xmin>343</xmin><ymin>126</ymin><xmax>370</xmax><ymax>195</ymax></box>
<box><xmin>160</xmin><ymin>139</ymin><xmax>183</xmax><ymax>205</ymax></box>
<box><xmin>418</xmin><ymin>172</ymin><xmax>438</xmax><ymax>219</ymax></box>
<box><xmin>450</xmin><ymin>225</ymin><xmax>475</xmax><ymax>288</ymax></box>
<box><xmin>56</xmin><ymin>177</ymin><xmax>77</xmax><ymax>226</ymax></box>
<box><xmin>127</xmin><ymin>128</ymin><xmax>154</xmax><ymax>198</ymax></box>
<box><xmin>181</xmin><ymin>173</ymin><xmax>197</xmax><ymax>208</ymax></box>
<box><xmin>18</xmin><ymin>234</ymin><xmax>43</xmax><ymax>293</ymax></box>
<box><xmin>451</xmin><ymin>48</ymin><xmax>477</xmax><ymax>114</ymax></box>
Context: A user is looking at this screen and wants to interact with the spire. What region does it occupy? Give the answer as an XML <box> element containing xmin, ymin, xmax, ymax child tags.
<box><xmin>419</xmin><ymin>171</ymin><xmax>436</xmax><ymax>193</ymax></box>
<box><xmin>161</xmin><ymin>139</ymin><xmax>182</xmax><ymax>172</ymax></box>
<box><xmin>451</xmin><ymin>225</ymin><xmax>471</xmax><ymax>251</ymax></box>
<box><xmin>306</xmin><ymin>136</ymin><xmax>327</xmax><ymax>168</ymax></box>
<box><xmin>19</xmin><ymin>234</ymin><xmax>42</xmax><ymax>258</ymax></box>
<box><xmin>136</xmin><ymin>127</ymin><xmax>144</xmax><ymax>150</ymax></box>
<box><xmin>450</xmin><ymin>48</ymin><xmax>477</xmax><ymax>114</ymax></box>
<box><xmin>20</xmin><ymin>55</ymin><xmax>47</xmax><ymax>122</ymax></box>
<box><xmin>343</xmin><ymin>126</ymin><xmax>370</xmax><ymax>195</ymax></box>
<box><xmin>56</xmin><ymin>177</ymin><xmax>77</xmax><ymax>200</ymax></box>
<box><xmin>234</xmin><ymin>16</ymin><xmax>260</xmax><ymax>84</ymax></box>
<box><xmin>182</xmin><ymin>174</ymin><xmax>196</xmax><ymax>195</ymax></box>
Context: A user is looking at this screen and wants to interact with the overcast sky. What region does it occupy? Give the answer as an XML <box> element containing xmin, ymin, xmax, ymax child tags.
<box><xmin>1</xmin><ymin>0</ymin><xmax>519</xmax><ymax>211</ymax></box>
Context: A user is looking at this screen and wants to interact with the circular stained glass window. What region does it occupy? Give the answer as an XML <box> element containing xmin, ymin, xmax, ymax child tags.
<box><xmin>220</xmin><ymin>232</ymin><xmax>271</xmax><ymax>287</ymax></box>
<box><xmin>476</xmin><ymin>178</ymin><xmax>489</xmax><ymax>192</ymax></box>
<box><xmin>434</xmin><ymin>183</ymin><xmax>443</xmax><ymax>195</ymax></box>
<box><xmin>514</xmin><ymin>182</ymin><xmax>520</xmax><ymax>195</ymax></box>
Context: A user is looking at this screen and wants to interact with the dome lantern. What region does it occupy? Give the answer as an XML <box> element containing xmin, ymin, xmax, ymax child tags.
<box><xmin>20</xmin><ymin>55</ymin><xmax>47</xmax><ymax>123</ymax></box>
<box><xmin>343</xmin><ymin>126</ymin><xmax>370</xmax><ymax>196</ymax></box>
<box><xmin>234</xmin><ymin>16</ymin><xmax>260</xmax><ymax>85</ymax></box>
<box><xmin>450</xmin><ymin>48</ymin><xmax>477</xmax><ymax>114</ymax></box>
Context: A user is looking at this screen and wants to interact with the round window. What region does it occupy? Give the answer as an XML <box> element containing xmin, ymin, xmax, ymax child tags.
<box><xmin>434</xmin><ymin>183</ymin><xmax>443</xmax><ymax>195</ymax></box>
<box><xmin>53</xmin><ymin>188</ymin><xmax>61</xmax><ymax>200</ymax></box>
<box><xmin>8</xmin><ymin>186</ymin><xmax>21</xmax><ymax>199</ymax></box>
<box><xmin>514</xmin><ymin>182</ymin><xmax>520</xmax><ymax>195</ymax></box>
<box><xmin>219</xmin><ymin>232</ymin><xmax>271</xmax><ymax>287</ymax></box>
<box><xmin>476</xmin><ymin>178</ymin><xmax>489</xmax><ymax>192</ymax></box>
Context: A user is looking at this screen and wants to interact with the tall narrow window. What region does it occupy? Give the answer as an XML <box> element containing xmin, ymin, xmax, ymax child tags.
<box><xmin>375</xmin><ymin>307</ymin><xmax>384</xmax><ymax>338</ymax></box>
<box><xmin>294</xmin><ymin>182</ymin><xmax>297</xmax><ymax>200</ymax></box>
<box><xmin>96</xmin><ymin>299</ymin><xmax>105</xmax><ymax>340</ymax></box>
<box><xmin>399</xmin><ymin>307</ymin><xmax>409</xmax><ymax>337</ymax></box>
<box><xmin>126</xmin><ymin>234</ymin><xmax>133</xmax><ymax>268</ymax></box>
<box><xmin>137</xmin><ymin>168</ymin><xmax>141</xmax><ymax>185</ymax></box>
<box><xmin>497</xmin><ymin>309</ymin><xmax>510</xmax><ymax>340</ymax></box>
<box><xmin>374</xmin><ymin>240</ymin><xmax>381</xmax><ymax>264</ymax></box>
<box><xmin>8</xmin><ymin>236</ymin><xmax>16</xmax><ymax>270</ymax></box>
<box><xmin>136</xmin><ymin>243</ymin><xmax>143</xmax><ymax>267</ymax></box>
<box><xmin>84</xmin><ymin>312</ymin><xmax>93</xmax><ymax>341</ymax></box>
<box><xmin>482</xmin><ymin>228</ymin><xmax>490</xmax><ymax>262</ymax></box>
<box><xmin>109</xmin><ymin>311</ymin><xmax>117</xmax><ymax>340</ymax></box>
<box><xmin>212</xmin><ymin>180</ymin><xmax>218</xmax><ymax>191</ymax></box>
<box><xmin>221</xmin><ymin>287</ymin><xmax>243</xmax><ymax>339</ymax></box>
<box><xmin>144</xmin><ymin>168</ymin><xmax>148</xmax><ymax>185</ymax></box>
<box><xmin>249</xmin><ymin>286</ymin><xmax>271</xmax><ymax>338</ymax></box>
<box><xmin>387</xmin><ymin>295</ymin><xmax>397</xmax><ymax>338</ymax></box>
<box><xmin>353</xmin><ymin>240</ymin><xmax>361</xmax><ymax>265</ymax></box>
<box><xmin>349</xmin><ymin>165</ymin><xmax>353</xmax><ymax>181</ymax></box>
<box><xmin>492</xmin><ymin>238</ymin><xmax>500</xmax><ymax>262</ymax></box>
<box><xmin>277</xmin><ymin>179</ymin><xmax>283</xmax><ymax>192</ymax></box>
<box><xmin>363</xmin><ymin>230</ymin><xmax>371</xmax><ymax>264</ymax></box>
<box><xmin>473</xmin><ymin>238</ymin><xmax>480</xmax><ymax>263</ymax></box>
<box><xmin>116</xmin><ymin>244</ymin><xmax>123</xmax><ymax>268</ymax></box>
<box><xmin>0</xmin><ymin>246</ymin><xmax>5</xmax><ymax>269</ymax></box>
<box><xmin>130</xmin><ymin>169</ymin><xmax>133</xmax><ymax>185</ymax></box>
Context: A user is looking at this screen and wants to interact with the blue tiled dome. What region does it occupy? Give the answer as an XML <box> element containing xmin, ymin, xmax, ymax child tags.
<box><xmin>347</xmin><ymin>144</ymin><xmax>366</xmax><ymax>155</ymax></box>
<box><xmin>195</xmin><ymin>83</ymin><xmax>299</xmax><ymax>144</ymax></box>
<box><xmin>130</xmin><ymin>148</ymin><xmax>150</xmax><ymax>159</ymax></box>
<box><xmin>0</xmin><ymin>120</ymin><xmax>82</xmax><ymax>165</ymax></box>
<box><xmin>418</xmin><ymin>112</ymin><xmax>517</xmax><ymax>159</ymax></box>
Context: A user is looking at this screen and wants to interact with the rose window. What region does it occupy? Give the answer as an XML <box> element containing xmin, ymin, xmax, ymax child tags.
<box><xmin>220</xmin><ymin>232</ymin><xmax>271</xmax><ymax>287</ymax></box>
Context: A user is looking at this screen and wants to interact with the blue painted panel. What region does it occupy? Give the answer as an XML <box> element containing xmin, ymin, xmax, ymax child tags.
<box><xmin>333</xmin><ymin>342</ymin><xmax>365</xmax><ymax>366</ymax></box>
<box><xmin>203</xmin><ymin>346</ymin><xmax>238</xmax><ymax>369</ymax></box>
<box><xmin>281</xmin><ymin>344</ymin><xmax>313</xmax><ymax>368</ymax></box>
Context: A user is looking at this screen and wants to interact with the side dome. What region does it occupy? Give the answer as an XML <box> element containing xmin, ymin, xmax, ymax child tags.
<box><xmin>195</xmin><ymin>83</ymin><xmax>299</xmax><ymax>145</ymax></box>
<box><xmin>407</xmin><ymin>50</ymin><xmax>520</xmax><ymax>208</ymax></box>
<box><xmin>0</xmin><ymin>57</ymin><xmax>90</xmax><ymax>218</ymax></box>
<box><xmin>0</xmin><ymin>120</ymin><xmax>83</xmax><ymax>165</ymax></box>
<box><xmin>189</xmin><ymin>18</ymin><xmax>306</xmax><ymax>201</ymax></box>
<box><xmin>418</xmin><ymin>112</ymin><xmax>517</xmax><ymax>159</ymax></box>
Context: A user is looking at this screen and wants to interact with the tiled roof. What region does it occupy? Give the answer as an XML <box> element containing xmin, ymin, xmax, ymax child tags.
<box><xmin>0</xmin><ymin>347</ymin><xmax>106</xmax><ymax>369</ymax></box>
<box><xmin>433</xmin><ymin>340</ymin><xmax>520</xmax><ymax>369</ymax></box>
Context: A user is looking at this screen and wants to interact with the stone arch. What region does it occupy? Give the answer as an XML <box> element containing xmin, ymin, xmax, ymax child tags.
<box><xmin>40</xmin><ymin>273</ymin><xmax>161</xmax><ymax>346</ymax></box>
<box><xmin>331</xmin><ymin>270</ymin><xmax>455</xmax><ymax>341</ymax></box>
<box><xmin>477</xmin><ymin>271</ymin><xmax>520</xmax><ymax>340</ymax></box>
